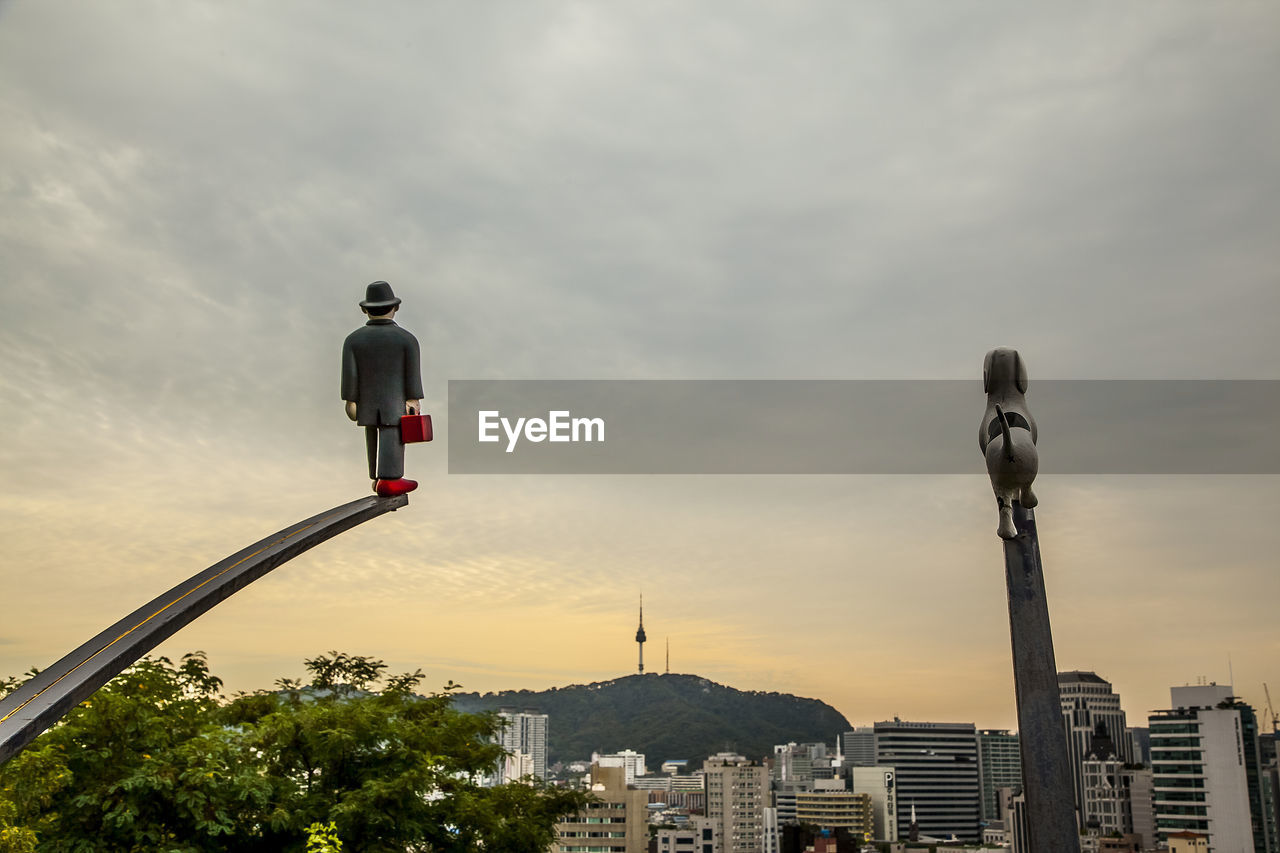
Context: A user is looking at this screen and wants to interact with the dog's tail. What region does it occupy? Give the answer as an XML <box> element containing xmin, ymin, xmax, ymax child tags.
<box><xmin>995</xmin><ymin>404</ymin><xmax>1015</xmax><ymax>461</ymax></box>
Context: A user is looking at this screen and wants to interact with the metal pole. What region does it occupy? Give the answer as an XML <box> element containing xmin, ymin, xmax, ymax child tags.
<box><xmin>1003</xmin><ymin>501</ymin><xmax>1080</xmax><ymax>853</ymax></box>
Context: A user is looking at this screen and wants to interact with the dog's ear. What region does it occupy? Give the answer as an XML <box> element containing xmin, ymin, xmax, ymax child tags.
<box><xmin>1015</xmin><ymin>350</ymin><xmax>1028</xmax><ymax>394</ymax></box>
<box><xmin>983</xmin><ymin>350</ymin><xmax>994</xmax><ymax>394</ymax></box>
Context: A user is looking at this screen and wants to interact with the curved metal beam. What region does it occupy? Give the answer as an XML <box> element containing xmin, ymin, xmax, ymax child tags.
<box><xmin>0</xmin><ymin>494</ymin><xmax>408</xmax><ymax>765</ymax></box>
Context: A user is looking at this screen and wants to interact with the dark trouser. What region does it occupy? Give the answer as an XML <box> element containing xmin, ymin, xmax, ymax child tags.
<box><xmin>365</xmin><ymin>425</ymin><xmax>405</xmax><ymax>480</ymax></box>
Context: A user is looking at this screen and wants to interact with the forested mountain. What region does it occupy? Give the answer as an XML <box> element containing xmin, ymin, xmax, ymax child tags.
<box><xmin>450</xmin><ymin>673</ymin><xmax>850</xmax><ymax>766</ymax></box>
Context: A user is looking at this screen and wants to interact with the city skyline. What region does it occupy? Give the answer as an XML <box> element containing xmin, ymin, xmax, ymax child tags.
<box><xmin>2</xmin><ymin>4</ymin><xmax>1278</xmax><ymax>735</ymax></box>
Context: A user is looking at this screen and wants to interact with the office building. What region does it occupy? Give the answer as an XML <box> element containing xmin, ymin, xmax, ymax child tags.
<box><xmin>841</xmin><ymin>728</ymin><xmax>876</xmax><ymax>766</ymax></box>
<box><xmin>555</xmin><ymin>764</ymin><xmax>647</xmax><ymax>853</ymax></box>
<box><xmin>762</xmin><ymin>807</ymin><xmax>779</xmax><ymax>853</ymax></box>
<box><xmin>793</xmin><ymin>789</ymin><xmax>873</xmax><ymax>839</ymax></box>
<box><xmin>664</xmin><ymin>789</ymin><xmax>707</xmax><ymax>813</ymax></box>
<box><xmin>672</xmin><ymin>773</ymin><xmax>706</xmax><ymax>792</ymax></box>
<box><xmin>1083</xmin><ymin>756</ymin><xmax>1150</xmax><ymax>839</ymax></box>
<box><xmin>498</xmin><ymin>751</ymin><xmax>534</xmax><ymax>786</ymax></box>
<box><xmin>874</xmin><ymin>719</ymin><xmax>982</xmax><ymax>843</ymax></box>
<box><xmin>1009</xmin><ymin>791</ymin><xmax>1030</xmax><ymax>853</ymax></box>
<box><xmin>704</xmin><ymin>753</ymin><xmax>769</xmax><ymax>853</ymax></box>
<box><xmin>772</xmin><ymin>743</ymin><xmax>814</xmax><ymax>784</ymax></box>
<box><xmin>1264</xmin><ymin>731</ymin><xmax>1280</xmax><ymax>853</ymax></box>
<box><xmin>1149</xmin><ymin>683</ymin><xmax>1271</xmax><ymax>852</ymax></box>
<box><xmin>1077</xmin><ymin>715</ymin><xmax>1156</xmax><ymax>848</ymax></box>
<box><xmin>629</xmin><ymin>775</ymin><xmax>670</xmax><ymax>792</ymax></box>
<box><xmin>1059</xmin><ymin>671</ymin><xmax>1137</xmax><ymax>822</ymax></box>
<box><xmin>772</xmin><ymin>742</ymin><xmax>832</xmax><ymax>784</ymax></box>
<box><xmin>1130</xmin><ymin>727</ymin><xmax>1152</xmax><ymax>765</ymax></box>
<box><xmin>850</xmin><ymin>766</ymin><xmax>899</xmax><ymax>842</ymax></box>
<box><xmin>977</xmin><ymin>729</ymin><xmax>1022</xmax><ymax>823</ymax></box>
<box><xmin>983</xmin><ymin>821</ymin><xmax>1011</xmax><ymax>847</ymax></box>
<box><xmin>595</xmin><ymin>749</ymin><xmax>647</xmax><ymax>785</ymax></box>
<box><xmin>772</xmin><ymin>779</ymin><xmax>811</xmax><ymax>826</ymax></box>
<box><xmin>1127</xmin><ymin>766</ymin><xmax>1156</xmax><ymax>850</ymax></box>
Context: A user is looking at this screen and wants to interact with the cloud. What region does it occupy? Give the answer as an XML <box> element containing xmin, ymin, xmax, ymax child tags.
<box><xmin>1</xmin><ymin>2</ymin><xmax>1277</xmax><ymax>728</ymax></box>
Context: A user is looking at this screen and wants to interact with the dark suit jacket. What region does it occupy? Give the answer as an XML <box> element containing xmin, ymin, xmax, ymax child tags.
<box><xmin>341</xmin><ymin>319</ymin><xmax>424</xmax><ymax>427</ymax></box>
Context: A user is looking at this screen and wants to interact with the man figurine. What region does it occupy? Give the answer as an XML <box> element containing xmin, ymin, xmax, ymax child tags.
<box><xmin>341</xmin><ymin>281</ymin><xmax>423</xmax><ymax>497</ymax></box>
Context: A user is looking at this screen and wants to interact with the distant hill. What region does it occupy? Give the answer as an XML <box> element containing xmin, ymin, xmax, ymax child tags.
<box><xmin>449</xmin><ymin>673</ymin><xmax>850</xmax><ymax>766</ymax></box>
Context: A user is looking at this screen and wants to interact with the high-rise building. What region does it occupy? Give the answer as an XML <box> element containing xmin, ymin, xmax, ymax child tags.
<box><xmin>977</xmin><ymin>729</ymin><xmax>1022</xmax><ymax>823</ymax></box>
<box><xmin>985</xmin><ymin>785</ymin><xmax>1019</xmax><ymax>848</ymax></box>
<box><xmin>594</xmin><ymin>749</ymin><xmax>647</xmax><ymax>785</ymax></box>
<box><xmin>704</xmin><ymin>752</ymin><xmax>769</xmax><ymax>853</ymax></box>
<box><xmin>498</xmin><ymin>751</ymin><xmax>534</xmax><ymax>785</ymax></box>
<box><xmin>1263</xmin><ymin>731</ymin><xmax>1280</xmax><ymax>853</ymax></box>
<box><xmin>762</xmin><ymin>807</ymin><xmax>779</xmax><ymax>853</ymax></box>
<box><xmin>772</xmin><ymin>779</ymin><xmax>811</xmax><ymax>826</ymax></box>
<box><xmin>873</xmin><ymin>719</ymin><xmax>982</xmax><ymax>843</ymax></box>
<box><xmin>1082</xmin><ymin>757</ymin><xmax>1156</xmax><ymax>849</ymax></box>
<box><xmin>493</xmin><ymin>709</ymin><xmax>548</xmax><ymax>783</ymax></box>
<box><xmin>1130</xmin><ymin>726</ymin><xmax>1152</xmax><ymax>765</ymax></box>
<box><xmin>1059</xmin><ymin>670</ymin><xmax>1137</xmax><ymax>822</ymax></box>
<box><xmin>841</xmin><ymin>728</ymin><xmax>876</xmax><ymax>766</ymax></box>
<box><xmin>672</xmin><ymin>773</ymin><xmax>706</xmax><ymax>792</ymax></box>
<box><xmin>555</xmin><ymin>764</ymin><xmax>647</xmax><ymax>853</ymax></box>
<box><xmin>772</xmin><ymin>742</ymin><xmax>830</xmax><ymax>784</ymax></box>
<box><xmin>1149</xmin><ymin>683</ymin><xmax>1272</xmax><ymax>852</ymax></box>
<box><xmin>1009</xmin><ymin>790</ymin><xmax>1040</xmax><ymax>853</ymax></box>
<box><xmin>627</xmin><ymin>774</ymin><xmax>671</xmax><ymax>792</ymax></box>
<box><xmin>850</xmin><ymin>766</ymin><xmax>899</xmax><ymax>842</ymax></box>
<box><xmin>1083</xmin><ymin>756</ymin><xmax>1149</xmax><ymax>839</ymax></box>
<box><xmin>1128</xmin><ymin>765</ymin><xmax>1156</xmax><ymax>850</ymax></box>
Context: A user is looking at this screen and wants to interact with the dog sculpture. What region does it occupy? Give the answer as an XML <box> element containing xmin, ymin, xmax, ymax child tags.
<box><xmin>980</xmin><ymin>347</ymin><xmax>1039</xmax><ymax>539</ymax></box>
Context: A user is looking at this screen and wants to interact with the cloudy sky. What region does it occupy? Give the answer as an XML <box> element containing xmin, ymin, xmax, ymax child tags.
<box><xmin>2</xmin><ymin>2</ymin><xmax>1278</xmax><ymax>738</ymax></box>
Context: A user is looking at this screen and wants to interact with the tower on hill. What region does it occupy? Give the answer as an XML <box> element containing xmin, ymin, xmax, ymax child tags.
<box><xmin>635</xmin><ymin>594</ymin><xmax>646</xmax><ymax>674</ymax></box>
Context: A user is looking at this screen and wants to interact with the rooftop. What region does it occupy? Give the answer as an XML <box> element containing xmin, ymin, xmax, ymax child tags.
<box><xmin>1058</xmin><ymin>670</ymin><xmax>1109</xmax><ymax>685</ymax></box>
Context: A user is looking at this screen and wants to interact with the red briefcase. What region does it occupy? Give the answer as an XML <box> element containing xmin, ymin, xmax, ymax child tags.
<box><xmin>401</xmin><ymin>413</ymin><xmax>433</xmax><ymax>443</ymax></box>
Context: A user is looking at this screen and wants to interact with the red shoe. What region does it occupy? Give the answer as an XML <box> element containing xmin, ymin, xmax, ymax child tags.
<box><xmin>375</xmin><ymin>478</ymin><xmax>418</xmax><ymax>497</ymax></box>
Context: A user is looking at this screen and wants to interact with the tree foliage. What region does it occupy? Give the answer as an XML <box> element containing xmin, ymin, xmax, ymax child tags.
<box><xmin>305</xmin><ymin>822</ymin><xmax>342</xmax><ymax>852</ymax></box>
<box><xmin>0</xmin><ymin>653</ymin><xmax>588</xmax><ymax>851</ymax></box>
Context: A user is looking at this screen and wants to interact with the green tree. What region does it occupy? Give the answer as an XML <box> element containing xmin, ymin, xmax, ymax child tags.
<box><xmin>0</xmin><ymin>796</ymin><xmax>38</xmax><ymax>853</ymax></box>
<box><xmin>0</xmin><ymin>653</ymin><xmax>267</xmax><ymax>852</ymax></box>
<box><xmin>305</xmin><ymin>821</ymin><xmax>342</xmax><ymax>852</ymax></box>
<box><xmin>0</xmin><ymin>652</ymin><xmax>589</xmax><ymax>851</ymax></box>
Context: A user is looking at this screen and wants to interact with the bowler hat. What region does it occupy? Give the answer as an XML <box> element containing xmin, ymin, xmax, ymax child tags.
<box><xmin>360</xmin><ymin>281</ymin><xmax>402</xmax><ymax>309</ymax></box>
